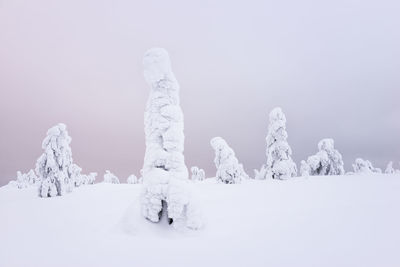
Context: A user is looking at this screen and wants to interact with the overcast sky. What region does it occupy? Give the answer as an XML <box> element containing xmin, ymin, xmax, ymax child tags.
<box><xmin>0</xmin><ymin>0</ymin><xmax>399</xmax><ymax>185</ymax></box>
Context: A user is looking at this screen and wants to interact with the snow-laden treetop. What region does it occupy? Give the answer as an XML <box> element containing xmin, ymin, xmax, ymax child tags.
<box><xmin>143</xmin><ymin>48</ymin><xmax>175</xmax><ymax>86</ymax></box>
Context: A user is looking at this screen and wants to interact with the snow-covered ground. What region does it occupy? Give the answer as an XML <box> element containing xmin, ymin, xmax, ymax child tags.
<box><xmin>1</xmin><ymin>174</ymin><xmax>399</xmax><ymax>267</ymax></box>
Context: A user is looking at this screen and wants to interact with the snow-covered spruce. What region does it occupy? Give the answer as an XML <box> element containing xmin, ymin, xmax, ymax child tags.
<box><xmin>255</xmin><ymin>107</ymin><xmax>297</xmax><ymax>180</ymax></box>
<box><xmin>140</xmin><ymin>48</ymin><xmax>201</xmax><ymax>229</ymax></box>
<box><xmin>190</xmin><ymin>166</ymin><xmax>205</xmax><ymax>181</ymax></box>
<box><xmin>352</xmin><ymin>158</ymin><xmax>382</xmax><ymax>174</ymax></box>
<box><xmin>302</xmin><ymin>139</ymin><xmax>345</xmax><ymax>176</ymax></box>
<box><xmin>127</xmin><ymin>174</ymin><xmax>138</xmax><ymax>184</ymax></box>
<box><xmin>211</xmin><ymin>137</ymin><xmax>249</xmax><ymax>184</ymax></box>
<box><xmin>103</xmin><ymin>170</ymin><xmax>120</xmax><ymax>184</ymax></box>
<box><xmin>36</xmin><ymin>123</ymin><xmax>74</xmax><ymax>197</ymax></box>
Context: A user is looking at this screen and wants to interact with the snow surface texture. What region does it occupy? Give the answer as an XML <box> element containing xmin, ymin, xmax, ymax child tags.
<box><xmin>103</xmin><ymin>170</ymin><xmax>120</xmax><ymax>184</ymax></box>
<box><xmin>36</xmin><ymin>123</ymin><xmax>75</xmax><ymax>197</ymax></box>
<box><xmin>1</xmin><ymin>174</ymin><xmax>399</xmax><ymax>267</ymax></box>
<box><xmin>190</xmin><ymin>166</ymin><xmax>205</xmax><ymax>181</ymax></box>
<box><xmin>255</xmin><ymin>107</ymin><xmax>297</xmax><ymax>180</ymax></box>
<box><xmin>353</xmin><ymin>158</ymin><xmax>382</xmax><ymax>174</ymax></box>
<box><xmin>302</xmin><ymin>138</ymin><xmax>345</xmax><ymax>176</ymax></box>
<box><xmin>211</xmin><ymin>137</ymin><xmax>249</xmax><ymax>184</ymax></box>
<box><xmin>141</xmin><ymin>48</ymin><xmax>200</xmax><ymax>229</ymax></box>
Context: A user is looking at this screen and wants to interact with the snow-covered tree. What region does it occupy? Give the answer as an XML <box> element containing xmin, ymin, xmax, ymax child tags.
<box><xmin>127</xmin><ymin>174</ymin><xmax>138</xmax><ymax>184</ymax></box>
<box><xmin>103</xmin><ymin>170</ymin><xmax>120</xmax><ymax>184</ymax></box>
<box><xmin>36</xmin><ymin>123</ymin><xmax>74</xmax><ymax>197</ymax></box>
<box><xmin>353</xmin><ymin>158</ymin><xmax>382</xmax><ymax>174</ymax></box>
<box><xmin>385</xmin><ymin>161</ymin><xmax>395</xmax><ymax>174</ymax></box>
<box><xmin>86</xmin><ymin>172</ymin><xmax>97</xmax><ymax>184</ymax></box>
<box><xmin>210</xmin><ymin>137</ymin><xmax>249</xmax><ymax>184</ymax></box>
<box><xmin>256</xmin><ymin>107</ymin><xmax>297</xmax><ymax>180</ymax></box>
<box><xmin>69</xmin><ymin>163</ymin><xmax>83</xmax><ymax>187</ymax></box>
<box><xmin>302</xmin><ymin>139</ymin><xmax>345</xmax><ymax>176</ymax></box>
<box><xmin>190</xmin><ymin>166</ymin><xmax>205</xmax><ymax>181</ymax></box>
<box><xmin>140</xmin><ymin>48</ymin><xmax>201</xmax><ymax>229</ymax></box>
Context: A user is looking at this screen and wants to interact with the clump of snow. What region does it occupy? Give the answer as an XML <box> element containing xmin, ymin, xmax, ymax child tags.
<box><xmin>211</xmin><ymin>137</ymin><xmax>249</xmax><ymax>184</ymax></box>
<box><xmin>255</xmin><ymin>107</ymin><xmax>297</xmax><ymax>180</ymax></box>
<box><xmin>302</xmin><ymin>139</ymin><xmax>345</xmax><ymax>176</ymax></box>
<box><xmin>103</xmin><ymin>170</ymin><xmax>120</xmax><ymax>184</ymax></box>
<box><xmin>140</xmin><ymin>48</ymin><xmax>201</xmax><ymax>229</ymax></box>
<box><xmin>36</xmin><ymin>123</ymin><xmax>74</xmax><ymax>197</ymax></box>
<box><xmin>353</xmin><ymin>158</ymin><xmax>382</xmax><ymax>174</ymax></box>
<box><xmin>127</xmin><ymin>174</ymin><xmax>139</xmax><ymax>184</ymax></box>
<box><xmin>190</xmin><ymin>166</ymin><xmax>205</xmax><ymax>181</ymax></box>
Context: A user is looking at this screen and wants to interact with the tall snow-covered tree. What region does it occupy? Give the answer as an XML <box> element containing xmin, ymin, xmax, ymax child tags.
<box><xmin>190</xmin><ymin>166</ymin><xmax>205</xmax><ymax>181</ymax></box>
<box><xmin>256</xmin><ymin>107</ymin><xmax>297</xmax><ymax>179</ymax></box>
<box><xmin>302</xmin><ymin>139</ymin><xmax>345</xmax><ymax>176</ymax></box>
<box><xmin>103</xmin><ymin>170</ymin><xmax>120</xmax><ymax>184</ymax></box>
<box><xmin>36</xmin><ymin>123</ymin><xmax>74</xmax><ymax>197</ymax></box>
<box><xmin>353</xmin><ymin>158</ymin><xmax>382</xmax><ymax>174</ymax></box>
<box><xmin>140</xmin><ymin>48</ymin><xmax>201</xmax><ymax>229</ymax></box>
<box><xmin>211</xmin><ymin>137</ymin><xmax>249</xmax><ymax>184</ymax></box>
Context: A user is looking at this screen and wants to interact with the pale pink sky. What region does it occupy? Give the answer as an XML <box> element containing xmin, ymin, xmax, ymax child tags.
<box><xmin>1</xmin><ymin>0</ymin><xmax>399</xmax><ymax>185</ymax></box>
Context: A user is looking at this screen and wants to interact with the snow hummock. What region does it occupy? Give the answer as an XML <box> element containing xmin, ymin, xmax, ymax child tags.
<box><xmin>1</xmin><ymin>174</ymin><xmax>399</xmax><ymax>267</ymax></box>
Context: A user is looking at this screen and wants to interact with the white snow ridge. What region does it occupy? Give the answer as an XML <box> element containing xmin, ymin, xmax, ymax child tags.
<box><xmin>140</xmin><ymin>48</ymin><xmax>202</xmax><ymax>230</ymax></box>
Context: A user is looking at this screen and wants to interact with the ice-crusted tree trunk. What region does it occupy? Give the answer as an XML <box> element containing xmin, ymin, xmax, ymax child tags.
<box><xmin>211</xmin><ymin>137</ymin><xmax>249</xmax><ymax>184</ymax></box>
<box><xmin>302</xmin><ymin>139</ymin><xmax>345</xmax><ymax>176</ymax></box>
<box><xmin>256</xmin><ymin>107</ymin><xmax>297</xmax><ymax>180</ymax></box>
<box><xmin>36</xmin><ymin>123</ymin><xmax>74</xmax><ymax>197</ymax></box>
<box><xmin>140</xmin><ymin>48</ymin><xmax>201</xmax><ymax>229</ymax></box>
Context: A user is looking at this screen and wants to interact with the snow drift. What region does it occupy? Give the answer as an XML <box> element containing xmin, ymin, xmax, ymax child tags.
<box><xmin>1</xmin><ymin>174</ymin><xmax>399</xmax><ymax>267</ymax></box>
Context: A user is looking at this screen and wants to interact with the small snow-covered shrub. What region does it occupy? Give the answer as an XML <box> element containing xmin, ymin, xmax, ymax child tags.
<box><xmin>103</xmin><ymin>170</ymin><xmax>120</xmax><ymax>184</ymax></box>
<box><xmin>8</xmin><ymin>169</ymin><xmax>39</xmax><ymax>189</ymax></box>
<box><xmin>352</xmin><ymin>158</ymin><xmax>382</xmax><ymax>174</ymax></box>
<box><xmin>299</xmin><ymin>160</ymin><xmax>310</xmax><ymax>177</ymax></box>
<box><xmin>385</xmin><ymin>161</ymin><xmax>395</xmax><ymax>174</ymax></box>
<box><xmin>256</xmin><ymin>107</ymin><xmax>297</xmax><ymax>180</ymax></box>
<box><xmin>211</xmin><ymin>137</ymin><xmax>249</xmax><ymax>184</ymax></box>
<box><xmin>127</xmin><ymin>174</ymin><xmax>138</xmax><ymax>184</ymax></box>
<box><xmin>190</xmin><ymin>166</ymin><xmax>205</xmax><ymax>181</ymax></box>
<box><xmin>302</xmin><ymin>139</ymin><xmax>345</xmax><ymax>176</ymax></box>
<box><xmin>140</xmin><ymin>48</ymin><xmax>201</xmax><ymax>229</ymax></box>
<box><xmin>36</xmin><ymin>123</ymin><xmax>74</xmax><ymax>197</ymax></box>
<box><xmin>254</xmin><ymin>165</ymin><xmax>267</xmax><ymax>180</ymax></box>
